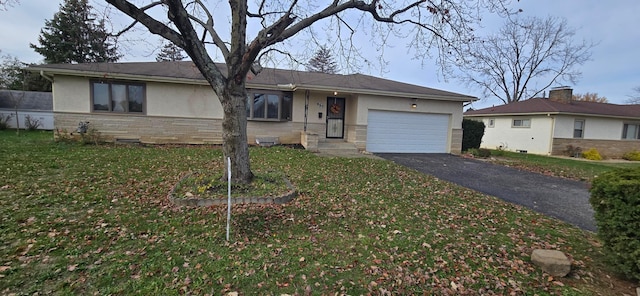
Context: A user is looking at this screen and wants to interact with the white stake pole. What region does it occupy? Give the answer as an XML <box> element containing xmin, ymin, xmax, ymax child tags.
<box><xmin>226</xmin><ymin>157</ymin><xmax>231</xmax><ymax>241</ymax></box>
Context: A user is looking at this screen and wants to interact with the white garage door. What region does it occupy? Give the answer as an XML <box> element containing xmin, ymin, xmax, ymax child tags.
<box><xmin>366</xmin><ymin>110</ymin><xmax>449</xmax><ymax>153</ymax></box>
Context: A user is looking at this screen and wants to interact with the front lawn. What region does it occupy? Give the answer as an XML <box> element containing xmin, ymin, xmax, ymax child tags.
<box><xmin>0</xmin><ymin>131</ymin><xmax>637</xmax><ymax>295</ymax></box>
<box><xmin>486</xmin><ymin>150</ymin><xmax>640</xmax><ymax>182</ymax></box>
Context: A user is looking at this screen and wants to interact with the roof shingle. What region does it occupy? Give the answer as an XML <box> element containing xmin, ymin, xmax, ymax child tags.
<box><xmin>464</xmin><ymin>98</ymin><xmax>640</xmax><ymax>119</ymax></box>
<box><xmin>29</xmin><ymin>61</ymin><xmax>476</xmax><ymax>101</ymax></box>
<box><xmin>0</xmin><ymin>90</ymin><xmax>53</xmax><ymax>110</ymax></box>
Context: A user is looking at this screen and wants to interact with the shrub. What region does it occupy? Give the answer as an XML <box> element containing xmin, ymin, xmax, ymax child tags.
<box><xmin>54</xmin><ymin>128</ymin><xmax>73</xmax><ymax>143</ymax></box>
<box><xmin>467</xmin><ymin>148</ymin><xmax>491</xmax><ymax>158</ymax></box>
<box><xmin>24</xmin><ymin>115</ymin><xmax>42</xmax><ymax>131</ymax></box>
<box><xmin>582</xmin><ymin>148</ymin><xmax>602</xmax><ymax>160</ymax></box>
<box><xmin>462</xmin><ymin>119</ymin><xmax>485</xmax><ymax>151</ymax></box>
<box><xmin>476</xmin><ymin>148</ymin><xmax>491</xmax><ymax>158</ymax></box>
<box><xmin>80</xmin><ymin>126</ymin><xmax>102</xmax><ymax>145</ymax></box>
<box><xmin>622</xmin><ymin>150</ymin><xmax>640</xmax><ymax>161</ymax></box>
<box><xmin>589</xmin><ymin>167</ymin><xmax>640</xmax><ymax>281</ymax></box>
<box><xmin>563</xmin><ymin>145</ymin><xmax>582</xmax><ymax>157</ymax></box>
<box><xmin>0</xmin><ymin>113</ymin><xmax>14</xmax><ymax>130</ymax></box>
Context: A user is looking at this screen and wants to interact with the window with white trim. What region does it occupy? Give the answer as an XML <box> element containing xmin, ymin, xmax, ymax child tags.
<box><xmin>573</xmin><ymin>119</ymin><xmax>585</xmax><ymax>138</ymax></box>
<box><xmin>246</xmin><ymin>90</ymin><xmax>293</xmax><ymax>121</ymax></box>
<box><xmin>512</xmin><ymin>118</ymin><xmax>531</xmax><ymax>128</ymax></box>
<box><xmin>622</xmin><ymin>123</ymin><xmax>640</xmax><ymax>140</ymax></box>
<box><xmin>91</xmin><ymin>81</ymin><xmax>145</xmax><ymax>113</ymax></box>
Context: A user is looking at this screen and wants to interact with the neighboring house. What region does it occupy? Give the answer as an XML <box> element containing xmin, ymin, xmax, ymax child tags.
<box><xmin>464</xmin><ymin>87</ymin><xmax>640</xmax><ymax>158</ymax></box>
<box><xmin>27</xmin><ymin>61</ymin><xmax>476</xmax><ymax>153</ymax></box>
<box><xmin>0</xmin><ymin>90</ymin><xmax>54</xmax><ymax>130</ymax></box>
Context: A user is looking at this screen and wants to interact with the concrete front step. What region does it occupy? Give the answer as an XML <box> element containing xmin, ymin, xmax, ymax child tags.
<box><xmin>317</xmin><ymin>141</ymin><xmax>359</xmax><ymax>152</ymax></box>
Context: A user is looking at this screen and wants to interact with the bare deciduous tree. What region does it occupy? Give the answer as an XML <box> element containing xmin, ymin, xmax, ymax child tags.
<box><xmin>0</xmin><ymin>0</ymin><xmax>19</xmax><ymax>11</ymax></box>
<box><xmin>0</xmin><ymin>51</ymin><xmax>51</xmax><ymax>91</ymax></box>
<box><xmin>572</xmin><ymin>92</ymin><xmax>608</xmax><ymax>103</ymax></box>
<box><xmin>105</xmin><ymin>0</ymin><xmax>514</xmax><ymax>183</ymax></box>
<box><xmin>451</xmin><ymin>16</ymin><xmax>593</xmax><ymax>105</ymax></box>
<box><xmin>627</xmin><ymin>86</ymin><xmax>640</xmax><ymax>104</ymax></box>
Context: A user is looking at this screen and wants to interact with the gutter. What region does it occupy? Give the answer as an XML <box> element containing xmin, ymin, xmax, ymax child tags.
<box><xmin>290</xmin><ymin>84</ymin><xmax>477</xmax><ymax>102</ymax></box>
<box><xmin>39</xmin><ymin>70</ymin><xmax>54</xmax><ymax>83</ymax></box>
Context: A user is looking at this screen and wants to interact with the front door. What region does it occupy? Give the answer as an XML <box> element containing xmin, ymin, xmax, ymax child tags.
<box><xmin>326</xmin><ymin>97</ymin><xmax>345</xmax><ymax>139</ymax></box>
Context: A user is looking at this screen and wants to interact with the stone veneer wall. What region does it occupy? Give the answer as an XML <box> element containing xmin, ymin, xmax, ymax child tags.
<box><xmin>54</xmin><ymin>112</ymin><xmax>305</xmax><ymax>145</ymax></box>
<box><xmin>450</xmin><ymin>128</ymin><xmax>463</xmax><ymax>154</ymax></box>
<box><xmin>346</xmin><ymin>124</ymin><xmax>367</xmax><ymax>151</ymax></box>
<box><xmin>552</xmin><ymin>138</ymin><xmax>640</xmax><ymax>158</ymax></box>
<box><xmin>54</xmin><ymin>112</ymin><xmax>464</xmax><ymax>154</ymax></box>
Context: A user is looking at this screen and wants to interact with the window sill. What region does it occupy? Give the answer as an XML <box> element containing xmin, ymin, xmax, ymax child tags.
<box><xmin>247</xmin><ymin>118</ymin><xmax>291</xmax><ymax>122</ymax></box>
<box><xmin>92</xmin><ymin>111</ymin><xmax>146</xmax><ymax>115</ymax></box>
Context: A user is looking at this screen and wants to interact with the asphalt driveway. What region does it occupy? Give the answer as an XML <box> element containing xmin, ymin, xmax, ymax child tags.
<box><xmin>377</xmin><ymin>153</ymin><xmax>596</xmax><ymax>232</ymax></box>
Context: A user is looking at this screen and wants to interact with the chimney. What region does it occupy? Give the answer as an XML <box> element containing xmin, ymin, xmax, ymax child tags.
<box><xmin>549</xmin><ymin>86</ymin><xmax>573</xmax><ymax>103</ymax></box>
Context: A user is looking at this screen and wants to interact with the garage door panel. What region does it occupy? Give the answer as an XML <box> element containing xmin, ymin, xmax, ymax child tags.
<box><xmin>366</xmin><ymin>110</ymin><xmax>449</xmax><ymax>153</ymax></box>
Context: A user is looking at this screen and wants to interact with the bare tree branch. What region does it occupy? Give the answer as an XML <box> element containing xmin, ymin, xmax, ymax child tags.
<box><xmin>187</xmin><ymin>0</ymin><xmax>230</xmax><ymax>60</ymax></box>
<box><xmin>450</xmin><ymin>16</ymin><xmax>593</xmax><ymax>104</ymax></box>
<box><xmin>627</xmin><ymin>86</ymin><xmax>640</xmax><ymax>104</ymax></box>
<box><xmin>102</xmin><ymin>0</ymin><xmax>517</xmax><ymax>183</ymax></box>
<box><xmin>110</xmin><ymin>1</ymin><xmax>163</xmax><ymax>37</ymax></box>
<box><xmin>106</xmin><ymin>0</ymin><xmax>183</xmax><ymax>46</ymax></box>
<box><xmin>0</xmin><ymin>0</ymin><xmax>19</xmax><ymax>11</ymax></box>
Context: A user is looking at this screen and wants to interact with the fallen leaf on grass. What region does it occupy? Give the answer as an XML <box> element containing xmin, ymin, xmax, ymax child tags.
<box><xmin>67</xmin><ymin>264</ymin><xmax>78</xmax><ymax>272</ymax></box>
<box><xmin>0</xmin><ymin>266</ymin><xmax>10</xmax><ymax>272</ymax></box>
<box><xmin>553</xmin><ymin>281</ymin><xmax>565</xmax><ymax>286</ymax></box>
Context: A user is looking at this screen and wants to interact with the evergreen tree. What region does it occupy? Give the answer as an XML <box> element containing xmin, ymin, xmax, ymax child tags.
<box><xmin>306</xmin><ymin>46</ymin><xmax>338</xmax><ymax>74</ymax></box>
<box><xmin>30</xmin><ymin>0</ymin><xmax>120</xmax><ymax>64</ymax></box>
<box><xmin>156</xmin><ymin>42</ymin><xmax>187</xmax><ymax>62</ymax></box>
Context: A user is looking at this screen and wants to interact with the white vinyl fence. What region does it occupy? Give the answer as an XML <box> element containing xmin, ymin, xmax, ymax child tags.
<box><xmin>0</xmin><ymin>109</ymin><xmax>54</xmax><ymax>130</ymax></box>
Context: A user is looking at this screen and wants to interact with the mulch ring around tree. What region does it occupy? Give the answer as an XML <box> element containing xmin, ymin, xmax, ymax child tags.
<box><xmin>168</xmin><ymin>171</ymin><xmax>296</xmax><ymax>207</ymax></box>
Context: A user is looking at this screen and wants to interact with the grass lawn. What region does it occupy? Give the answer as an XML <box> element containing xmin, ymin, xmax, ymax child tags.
<box><xmin>485</xmin><ymin>150</ymin><xmax>640</xmax><ymax>182</ymax></box>
<box><xmin>1</xmin><ymin>131</ymin><xmax>637</xmax><ymax>295</ymax></box>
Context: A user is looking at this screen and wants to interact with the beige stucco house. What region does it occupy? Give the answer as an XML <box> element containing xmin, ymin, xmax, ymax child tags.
<box><xmin>29</xmin><ymin>61</ymin><xmax>476</xmax><ymax>153</ymax></box>
<box><xmin>464</xmin><ymin>87</ymin><xmax>640</xmax><ymax>158</ymax></box>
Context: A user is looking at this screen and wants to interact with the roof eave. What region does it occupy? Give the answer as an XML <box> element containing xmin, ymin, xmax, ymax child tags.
<box><xmin>29</xmin><ymin>67</ymin><xmax>210</xmax><ymax>85</ymax></box>
<box><xmin>31</xmin><ymin>67</ymin><xmax>478</xmax><ymax>102</ymax></box>
<box><xmin>289</xmin><ymin>84</ymin><xmax>477</xmax><ymax>102</ymax></box>
<box><xmin>464</xmin><ymin>111</ymin><xmax>640</xmax><ymax>120</ymax></box>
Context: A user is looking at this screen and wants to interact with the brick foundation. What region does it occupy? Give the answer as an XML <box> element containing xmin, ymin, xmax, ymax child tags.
<box><xmin>552</xmin><ymin>138</ymin><xmax>640</xmax><ymax>159</ymax></box>
<box><xmin>54</xmin><ymin>112</ymin><xmax>464</xmax><ymax>154</ymax></box>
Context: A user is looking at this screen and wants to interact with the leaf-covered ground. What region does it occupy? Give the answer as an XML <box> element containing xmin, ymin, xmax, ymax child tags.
<box><xmin>0</xmin><ymin>131</ymin><xmax>637</xmax><ymax>295</ymax></box>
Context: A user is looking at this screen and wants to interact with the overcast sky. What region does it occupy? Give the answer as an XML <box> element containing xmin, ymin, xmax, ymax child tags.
<box><xmin>1</xmin><ymin>0</ymin><xmax>639</xmax><ymax>108</ymax></box>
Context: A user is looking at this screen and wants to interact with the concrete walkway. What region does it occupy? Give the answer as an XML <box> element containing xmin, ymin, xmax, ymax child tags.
<box><xmin>377</xmin><ymin>153</ymin><xmax>596</xmax><ymax>232</ymax></box>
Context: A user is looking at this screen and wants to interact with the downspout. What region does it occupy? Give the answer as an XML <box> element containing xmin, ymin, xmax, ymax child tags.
<box><xmin>40</xmin><ymin>71</ymin><xmax>54</xmax><ymax>83</ymax></box>
<box><xmin>304</xmin><ymin>90</ymin><xmax>309</xmax><ymax>132</ymax></box>
<box><xmin>548</xmin><ymin>114</ymin><xmax>555</xmax><ymax>155</ymax></box>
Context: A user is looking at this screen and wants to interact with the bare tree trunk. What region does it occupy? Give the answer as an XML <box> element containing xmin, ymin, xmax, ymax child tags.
<box><xmin>14</xmin><ymin>107</ymin><xmax>19</xmax><ymax>135</ymax></box>
<box><xmin>221</xmin><ymin>84</ymin><xmax>253</xmax><ymax>184</ymax></box>
<box><xmin>9</xmin><ymin>90</ymin><xmax>24</xmax><ymax>135</ymax></box>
